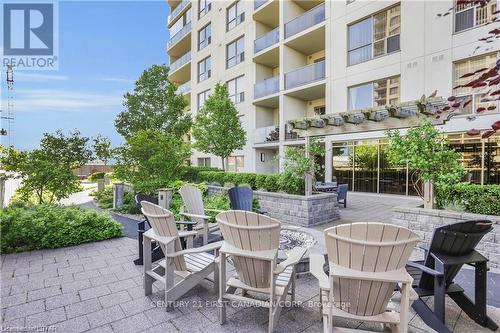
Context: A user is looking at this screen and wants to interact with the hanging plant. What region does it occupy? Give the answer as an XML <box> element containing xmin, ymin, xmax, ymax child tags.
<box><xmin>320</xmin><ymin>114</ymin><xmax>344</xmax><ymax>126</ymax></box>
<box><xmin>308</xmin><ymin>118</ymin><xmax>326</xmax><ymax>128</ymax></box>
<box><xmin>341</xmin><ymin>112</ymin><xmax>365</xmax><ymax>124</ymax></box>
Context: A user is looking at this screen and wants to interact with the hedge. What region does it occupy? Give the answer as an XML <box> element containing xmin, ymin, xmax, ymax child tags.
<box><xmin>181</xmin><ymin>166</ymin><xmax>222</xmax><ymax>183</ymax></box>
<box><xmin>0</xmin><ymin>203</ymin><xmax>123</xmax><ymax>253</ymax></box>
<box><xmin>87</xmin><ymin>171</ymin><xmax>105</xmax><ymax>181</ymax></box>
<box><xmin>436</xmin><ymin>183</ymin><xmax>500</xmax><ymax>216</ymax></box>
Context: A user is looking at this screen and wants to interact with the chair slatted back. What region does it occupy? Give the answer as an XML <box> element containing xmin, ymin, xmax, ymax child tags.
<box><xmin>325</xmin><ymin>223</ymin><xmax>419</xmax><ymax>317</ymax></box>
<box><xmin>216</xmin><ymin>211</ymin><xmax>281</xmax><ymax>289</ymax></box>
<box><xmin>140</xmin><ymin>201</ymin><xmax>187</xmax><ymax>272</ymax></box>
<box><xmin>336</xmin><ymin>184</ymin><xmax>348</xmax><ymax>201</ymax></box>
<box><xmin>228</xmin><ymin>187</ymin><xmax>253</xmax><ymax>212</ymax></box>
<box><xmin>179</xmin><ymin>185</ymin><xmax>205</xmax><ymax>225</ymax></box>
<box><xmin>419</xmin><ymin>220</ymin><xmax>493</xmax><ymax>290</ymax></box>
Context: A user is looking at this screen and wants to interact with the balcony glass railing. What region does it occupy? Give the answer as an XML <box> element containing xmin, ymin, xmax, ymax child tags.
<box><xmin>170</xmin><ymin>51</ymin><xmax>191</xmax><ymax>73</ymax></box>
<box><xmin>254</xmin><ymin>76</ymin><xmax>279</xmax><ymax>99</ymax></box>
<box><xmin>254</xmin><ymin>27</ymin><xmax>279</xmax><ymax>54</ymax></box>
<box><xmin>168</xmin><ymin>22</ymin><xmax>191</xmax><ymax>49</ymax></box>
<box><xmin>169</xmin><ymin>0</ymin><xmax>190</xmax><ymax>24</ymax></box>
<box><xmin>284</xmin><ymin>3</ymin><xmax>325</xmax><ymax>39</ymax></box>
<box><xmin>285</xmin><ymin>60</ymin><xmax>325</xmax><ymax>90</ymax></box>
<box><xmin>176</xmin><ymin>81</ymin><xmax>191</xmax><ymax>95</ymax></box>
<box><xmin>254</xmin><ymin>125</ymin><xmax>279</xmax><ymax>143</ymax></box>
<box><xmin>254</xmin><ymin>0</ymin><xmax>268</xmax><ymax>10</ymax></box>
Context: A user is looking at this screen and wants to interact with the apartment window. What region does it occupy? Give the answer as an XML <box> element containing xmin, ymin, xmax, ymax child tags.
<box><xmin>227</xmin><ymin>155</ymin><xmax>244</xmax><ymax>172</ymax></box>
<box><xmin>454</xmin><ymin>53</ymin><xmax>498</xmax><ymax>114</ymax></box>
<box><xmin>227</xmin><ymin>75</ymin><xmax>245</xmax><ymax>104</ymax></box>
<box><xmin>197</xmin><ymin>89</ymin><xmax>211</xmax><ymax>110</ymax></box>
<box><xmin>227</xmin><ymin>1</ymin><xmax>245</xmax><ymax>31</ymax></box>
<box><xmin>348</xmin><ymin>76</ymin><xmax>400</xmax><ymax>111</ymax></box>
<box><xmin>226</xmin><ymin>36</ymin><xmax>245</xmax><ymax>68</ymax></box>
<box><xmin>170</xmin><ymin>9</ymin><xmax>192</xmax><ymax>36</ymax></box>
<box><xmin>455</xmin><ymin>0</ymin><xmax>497</xmax><ymax>33</ymax></box>
<box><xmin>198</xmin><ymin>23</ymin><xmax>211</xmax><ymax>50</ymax></box>
<box><xmin>198</xmin><ymin>0</ymin><xmax>212</xmax><ymax>19</ymax></box>
<box><xmin>198</xmin><ymin>56</ymin><xmax>211</xmax><ymax>82</ymax></box>
<box><xmin>197</xmin><ymin>157</ymin><xmax>211</xmax><ymax>167</ymax></box>
<box><xmin>314</xmin><ymin>106</ymin><xmax>326</xmax><ymax>115</ymax></box>
<box><xmin>348</xmin><ymin>5</ymin><xmax>400</xmax><ymax>66</ymax></box>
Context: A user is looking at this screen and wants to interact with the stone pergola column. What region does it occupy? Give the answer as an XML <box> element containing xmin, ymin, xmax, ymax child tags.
<box><xmin>324</xmin><ymin>136</ymin><xmax>333</xmax><ymax>183</ymax></box>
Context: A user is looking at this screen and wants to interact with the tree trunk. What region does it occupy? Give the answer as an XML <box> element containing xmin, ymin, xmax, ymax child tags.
<box><xmin>221</xmin><ymin>156</ymin><xmax>225</xmax><ymax>171</ymax></box>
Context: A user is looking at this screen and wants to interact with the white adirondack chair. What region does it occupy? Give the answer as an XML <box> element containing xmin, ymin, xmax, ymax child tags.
<box><xmin>310</xmin><ymin>222</ymin><xmax>419</xmax><ymax>333</ymax></box>
<box><xmin>216</xmin><ymin>210</ymin><xmax>307</xmax><ymax>333</ymax></box>
<box><xmin>179</xmin><ymin>185</ymin><xmax>222</xmax><ymax>245</ymax></box>
<box><xmin>141</xmin><ymin>201</ymin><xmax>222</xmax><ymax>309</ymax></box>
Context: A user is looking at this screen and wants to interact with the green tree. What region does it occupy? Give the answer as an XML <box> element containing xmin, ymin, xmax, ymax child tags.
<box><xmin>386</xmin><ymin>121</ymin><xmax>465</xmax><ymax>198</ymax></box>
<box><xmin>92</xmin><ymin>135</ymin><xmax>114</xmax><ymax>166</ymax></box>
<box><xmin>192</xmin><ymin>83</ymin><xmax>246</xmax><ymax>171</ymax></box>
<box><xmin>0</xmin><ymin>130</ymin><xmax>92</xmax><ymax>204</ymax></box>
<box><xmin>115</xmin><ymin>64</ymin><xmax>191</xmax><ymax>139</ymax></box>
<box><xmin>113</xmin><ymin>129</ymin><xmax>190</xmax><ymax>194</ymax></box>
<box><xmin>349</xmin><ymin>144</ymin><xmax>392</xmax><ymax>170</ymax></box>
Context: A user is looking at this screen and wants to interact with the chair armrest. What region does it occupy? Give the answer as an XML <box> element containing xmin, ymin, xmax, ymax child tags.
<box><xmin>205</xmin><ymin>208</ymin><xmax>224</xmax><ymax>213</ymax></box>
<box><xmin>178</xmin><ymin>230</ymin><xmax>198</xmax><ymax>239</ymax></box>
<box><xmin>143</xmin><ymin>229</ymin><xmax>176</xmax><ymax>246</ymax></box>
<box><xmin>179</xmin><ymin>212</ymin><xmax>211</xmax><ymax>220</ymax></box>
<box><xmin>220</xmin><ymin>242</ymin><xmax>277</xmax><ymax>261</ymax></box>
<box><xmin>176</xmin><ymin>220</ymin><xmax>197</xmax><ymax>226</ymax></box>
<box><xmin>330</xmin><ymin>263</ymin><xmax>413</xmax><ymax>284</ymax></box>
<box><xmin>430</xmin><ymin>250</ymin><xmax>487</xmax><ymax>266</ymax></box>
<box><xmin>274</xmin><ymin>247</ymin><xmax>307</xmax><ymax>274</ymax></box>
<box><xmin>406</xmin><ymin>261</ymin><xmax>443</xmax><ymax>276</ymax></box>
<box><xmin>166</xmin><ymin>241</ymin><xmax>223</xmax><ymax>257</ymax></box>
<box><xmin>309</xmin><ymin>254</ymin><xmax>329</xmax><ymax>291</ymax></box>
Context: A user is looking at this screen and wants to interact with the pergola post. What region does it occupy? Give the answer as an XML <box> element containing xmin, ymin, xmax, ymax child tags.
<box><xmin>423</xmin><ymin>181</ymin><xmax>434</xmax><ymax>209</ymax></box>
<box><xmin>305</xmin><ymin>135</ymin><xmax>313</xmax><ymax>196</ymax></box>
<box><xmin>324</xmin><ymin>137</ymin><xmax>333</xmax><ymax>183</ymax></box>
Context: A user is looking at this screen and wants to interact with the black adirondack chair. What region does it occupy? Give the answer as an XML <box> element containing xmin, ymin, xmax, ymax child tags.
<box><xmin>228</xmin><ymin>186</ymin><xmax>267</xmax><ymax>214</ymax></box>
<box><xmin>336</xmin><ymin>184</ymin><xmax>348</xmax><ymax>208</ymax></box>
<box><xmin>406</xmin><ymin>220</ymin><xmax>498</xmax><ymax>333</ymax></box>
<box><xmin>133</xmin><ymin>193</ymin><xmax>196</xmax><ymax>265</ymax></box>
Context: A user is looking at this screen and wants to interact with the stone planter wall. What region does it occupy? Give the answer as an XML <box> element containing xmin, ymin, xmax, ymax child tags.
<box><xmin>392</xmin><ymin>206</ymin><xmax>500</xmax><ymax>268</ymax></box>
<box><xmin>207</xmin><ymin>185</ymin><xmax>340</xmax><ymax>227</ymax></box>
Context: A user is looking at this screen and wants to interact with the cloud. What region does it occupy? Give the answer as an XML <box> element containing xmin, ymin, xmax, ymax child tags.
<box><xmin>12</xmin><ymin>89</ymin><xmax>123</xmax><ymax>112</ymax></box>
<box><xmin>101</xmin><ymin>77</ymin><xmax>134</xmax><ymax>83</ymax></box>
<box><xmin>13</xmin><ymin>72</ymin><xmax>69</xmax><ymax>82</ymax></box>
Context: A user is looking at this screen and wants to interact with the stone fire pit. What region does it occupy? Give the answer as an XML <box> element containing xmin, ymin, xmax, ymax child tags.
<box><xmin>278</xmin><ymin>227</ymin><xmax>317</xmax><ymax>274</ymax></box>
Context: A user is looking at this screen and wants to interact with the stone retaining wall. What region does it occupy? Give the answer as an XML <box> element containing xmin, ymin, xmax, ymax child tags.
<box><xmin>208</xmin><ymin>185</ymin><xmax>340</xmax><ymax>227</ymax></box>
<box><xmin>392</xmin><ymin>206</ymin><xmax>500</xmax><ymax>268</ymax></box>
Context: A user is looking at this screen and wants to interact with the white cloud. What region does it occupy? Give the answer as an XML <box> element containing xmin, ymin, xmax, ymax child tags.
<box><xmin>13</xmin><ymin>72</ymin><xmax>69</xmax><ymax>82</ymax></box>
<box><xmin>12</xmin><ymin>89</ymin><xmax>123</xmax><ymax>112</ymax></box>
<box><xmin>101</xmin><ymin>77</ymin><xmax>134</xmax><ymax>83</ymax></box>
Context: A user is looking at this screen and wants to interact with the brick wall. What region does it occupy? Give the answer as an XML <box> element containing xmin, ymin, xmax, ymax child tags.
<box><xmin>207</xmin><ymin>186</ymin><xmax>340</xmax><ymax>227</ymax></box>
<box><xmin>392</xmin><ymin>206</ymin><xmax>500</xmax><ymax>268</ymax></box>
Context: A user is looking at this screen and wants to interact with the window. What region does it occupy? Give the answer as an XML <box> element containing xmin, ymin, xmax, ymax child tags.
<box><xmin>227</xmin><ymin>75</ymin><xmax>245</xmax><ymax>104</ymax></box>
<box><xmin>348</xmin><ymin>76</ymin><xmax>400</xmax><ymax>111</ymax></box>
<box><xmin>197</xmin><ymin>157</ymin><xmax>211</xmax><ymax>167</ymax></box>
<box><xmin>227</xmin><ymin>1</ymin><xmax>245</xmax><ymax>31</ymax></box>
<box><xmin>226</xmin><ymin>36</ymin><xmax>245</xmax><ymax>68</ymax></box>
<box><xmin>198</xmin><ymin>0</ymin><xmax>211</xmax><ymax>19</ymax></box>
<box><xmin>455</xmin><ymin>0</ymin><xmax>497</xmax><ymax>33</ymax></box>
<box><xmin>197</xmin><ymin>89</ymin><xmax>211</xmax><ymax>110</ymax></box>
<box><xmin>170</xmin><ymin>9</ymin><xmax>192</xmax><ymax>37</ymax></box>
<box><xmin>227</xmin><ymin>155</ymin><xmax>244</xmax><ymax>172</ymax></box>
<box><xmin>198</xmin><ymin>23</ymin><xmax>211</xmax><ymax>50</ymax></box>
<box><xmin>314</xmin><ymin>106</ymin><xmax>326</xmax><ymax>115</ymax></box>
<box><xmin>198</xmin><ymin>56</ymin><xmax>211</xmax><ymax>82</ymax></box>
<box><xmin>454</xmin><ymin>53</ymin><xmax>498</xmax><ymax>114</ymax></box>
<box><xmin>348</xmin><ymin>5</ymin><xmax>400</xmax><ymax>65</ymax></box>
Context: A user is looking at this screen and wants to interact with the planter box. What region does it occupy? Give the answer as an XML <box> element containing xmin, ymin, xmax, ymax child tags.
<box><xmin>392</xmin><ymin>206</ymin><xmax>500</xmax><ymax>268</ymax></box>
<box><xmin>321</xmin><ymin>114</ymin><xmax>344</xmax><ymax>126</ymax></box>
<box><xmin>208</xmin><ymin>185</ymin><xmax>340</xmax><ymax>227</ymax></box>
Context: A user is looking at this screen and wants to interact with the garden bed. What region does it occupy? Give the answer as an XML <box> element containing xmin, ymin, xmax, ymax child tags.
<box><xmin>392</xmin><ymin>206</ymin><xmax>500</xmax><ymax>268</ymax></box>
<box><xmin>208</xmin><ymin>185</ymin><xmax>339</xmax><ymax>227</ymax></box>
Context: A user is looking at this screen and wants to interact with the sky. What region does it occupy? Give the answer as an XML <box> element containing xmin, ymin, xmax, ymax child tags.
<box><xmin>0</xmin><ymin>0</ymin><xmax>170</xmax><ymax>150</ymax></box>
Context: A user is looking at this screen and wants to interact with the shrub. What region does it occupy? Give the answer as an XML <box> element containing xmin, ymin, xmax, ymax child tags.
<box><xmin>0</xmin><ymin>204</ymin><xmax>123</xmax><ymax>253</ymax></box>
<box><xmin>255</xmin><ymin>174</ymin><xmax>280</xmax><ymax>192</ymax></box>
<box><xmin>436</xmin><ymin>183</ymin><xmax>500</xmax><ymax>215</ymax></box>
<box><xmin>181</xmin><ymin>166</ymin><xmax>222</xmax><ymax>183</ymax></box>
<box><xmin>115</xmin><ymin>192</ymin><xmax>141</xmax><ymax>214</ymax></box>
<box><xmin>88</xmin><ymin>171</ymin><xmax>105</xmax><ymax>181</ymax></box>
<box><xmin>92</xmin><ymin>186</ymin><xmax>113</xmax><ymax>209</ymax></box>
<box><xmin>198</xmin><ymin>171</ymin><xmax>257</xmax><ymax>188</ymax></box>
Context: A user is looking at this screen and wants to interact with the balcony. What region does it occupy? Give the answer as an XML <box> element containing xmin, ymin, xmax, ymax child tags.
<box><xmin>176</xmin><ymin>81</ymin><xmax>191</xmax><ymax>95</ymax></box>
<box><xmin>254</xmin><ymin>27</ymin><xmax>279</xmax><ymax>54</ymax></box>
<box><xmin>254</xmin><ymin>76</ymin><xmax>279</xmax><ymax>99</ymax></box>
<box><xmin>170</xmin><ymin>51</ymin><xmax>191</xmax><ymax>73</ymax></box>
<box><xmin>168</xmin><ymin>22</ymin><xmax>191</xmax><ymax>50</ymax></box>
<box><xmin>285</xmin><ymin>60</ymin><xmax>325</xmax><ymax>90</ymax></box>
<box><xmin>284</xmin><ymin>3</ymin><xmax>325</xmax><ymax>39</ymax></box>
<box><xmin>254</xmin><ymin>126</ymin><xmax>279</xmax><ymax>144</ymax></box>
<box><xmin>254</xmin><ymin>0</ymin><xmax>268</xmax><ymax>10</ymax></box>
<box><xmin>168</xmin><ymin>0</ymin><xmax>190</xmax><ymax>26</ymax></box>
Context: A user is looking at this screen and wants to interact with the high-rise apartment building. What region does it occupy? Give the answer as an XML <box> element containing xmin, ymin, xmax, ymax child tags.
<box><xmin>167</xmin><ymin>0</ymin><xmax>500</xmax><ymax>195</ymax></box>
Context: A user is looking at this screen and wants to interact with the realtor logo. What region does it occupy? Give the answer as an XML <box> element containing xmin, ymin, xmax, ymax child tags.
<box><xmin>1</xmin><ymin>1</ymin><xmax>59</xmax><ymax>70</ymax></box>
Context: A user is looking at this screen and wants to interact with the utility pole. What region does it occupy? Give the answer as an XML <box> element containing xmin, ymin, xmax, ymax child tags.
<box><xmin>1</xmin><ymin>65</ymin><xmax>15</xmax><ymax>146</ymax></box>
